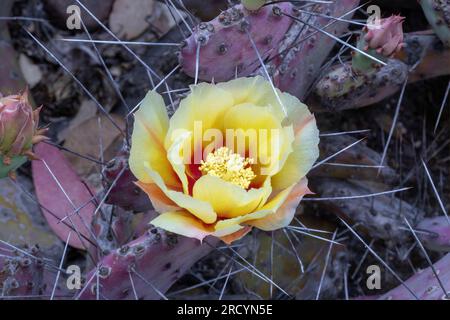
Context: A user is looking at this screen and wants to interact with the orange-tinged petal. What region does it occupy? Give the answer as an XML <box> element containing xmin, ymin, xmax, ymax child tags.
<box><xmin>151</xmin><ymin>211</ymin><xmax>213</xmax><ymax>241</ymax></box>
<box><xmin>247</xmin><ymin>178</ymin><xmax>311</xmax><ymax>231</ymax></box>
<box><xmin>144</xmin><ymin>163</ymin><xmax>217</xmax><ymax>224</ymax></box>
<box><xmin>136</xmin><ymin>181</ymin><xmax>180</xmax><ymax>213</ymax></box>
<box><xmin>271</xmin><ymin>116</ymin><xmax>319</xmax><ymax>190</ymax></box>
<box><xmin>211</xmin><ymin>224</ymin><xmax>246</xmax><ymax>238</ymax></box>
<box><xmin>192</xmin><ymin>175</ymin><xmax>272</xmax><ymax>219</ymax></box>
<box><xmin>150</xmin><ymin>211</ymin><xmax>244</xmax><ymax>242</ymax></box>
<box><xmin>129</xmin><ymin>90</ymin><xmax>179</xmax><ymax>187</ymax></box>
<box><xmin>214</xmin><ymin>210</ymin><xmax>272</xmax><ymax>231</ymax></box>
<box><xmin>220</xmin><ymin>226</ymin><xmax>252</xmax><ymax>244</ymax></box>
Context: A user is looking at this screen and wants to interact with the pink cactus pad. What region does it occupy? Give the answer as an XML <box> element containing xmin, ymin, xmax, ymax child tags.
<box><xmin>179</xmin><ymin>3</ymin><xmax>295</xmax><ymax>82</ymax></box>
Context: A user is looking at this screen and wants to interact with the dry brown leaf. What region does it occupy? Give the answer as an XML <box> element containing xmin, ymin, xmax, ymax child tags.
<box><xmin>62</xmin><ymin>113</ymin><xmax>125</xmax><ymax>177</ymax></box>
<box><xmin>58</xmin><ymin>99</ymin><xmax>97</xmax><ymax>141</ymax></box>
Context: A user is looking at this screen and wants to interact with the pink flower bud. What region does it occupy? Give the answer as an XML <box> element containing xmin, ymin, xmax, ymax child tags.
<box><xmin>364</xmin><ymin>15</ymin><xmax>405</xmax><ymax>57</ymax></box>
<box><xmin>0</xmin><ymin>91</ymin><xmax>44</xmax><ymax>158</ymax></box>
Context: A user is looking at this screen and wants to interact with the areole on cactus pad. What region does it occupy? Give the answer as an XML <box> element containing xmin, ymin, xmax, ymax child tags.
<box><xmin>129</xmin><ymin>76</ymin><xmax>320</xmax><ymax>243</ymax></box>
<box><xmin>0</xmin><ymin>90</ymin><xmax>47</xmax><ymax>179</ymax></box>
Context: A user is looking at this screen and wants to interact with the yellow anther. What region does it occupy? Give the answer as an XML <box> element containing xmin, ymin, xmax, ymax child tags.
<box><xmin>199</xmin><ymin>147</ymin><xmax>256</xmax><ymax>189</ymax></box>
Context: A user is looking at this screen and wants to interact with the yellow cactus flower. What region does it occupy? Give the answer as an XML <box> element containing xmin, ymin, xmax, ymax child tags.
<box><xmin>129</xmin><ymin>76</ymin><xmax>320</xmax><ymax>243</ymax></box>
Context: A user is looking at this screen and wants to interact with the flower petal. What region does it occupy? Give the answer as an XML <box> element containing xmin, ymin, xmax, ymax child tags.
<box><xmin>217</xmin><ymin>76</ymin><xmax>286</xmax><ymax>121</ymax></box>
<box><xmin>247</xmin><ymin>178</ymin><xmax>311</xmax><ymax>231</ymax></box>
<box><xmin>192</xmin><ymin>175</ymin><xmax>272</xmax><ymax>219</ymax></box>
<box><xmin>280</xmin><ymin>95</ymin><xmax>310</xmax><ymax>129</ymax></box>
<box><xmin>129</xmin><ymin>90</ymin><xmax>179</xmax><ymax>187</ymax></box>
<box><xmin>218</xmin><ymin>76</ymin><xmax>314</xmax><ymax>129</ymax></box>
<box><xmin>271</xmin><ymin>115</ymin><xmax>319</xmax><ymax>190</ymax></box>
<box><xmin>214</xmin><ymin>183</ymin><xmax>297</xmax><ymax>231</ymax></box>
<box><xmin>165</xmin><ymin>83</ymin><xmax>234</xmax><ymax>149</ymax></box>
<box><xmin>223</xmin><ymin>103</ymin><xmax>293</xmax><ymax>176</ymax></box>
<box><xmin>136</xmin><ymin>181</ymin><xmax>180</xmax><ymax>213</ymax></box>
<box><xmin>151</xmin><ymin>211</ymin><xmax>213</xmax><ymax>241</ymax></box>
<box><xmin>166</xmin><ymin>130</ymin><xmax>192</xmax><ymax>194</ymax></box>
<box><xmin>150</xmin><ymin>211</ymin><xmax>243</xmax><ymax>242</ymax></box>
<box><xmin>220</xmin><ymin>226</ymin><xmax>252</xmax><ymax>244</ymax></box>
<box><xmin>143</xmin><ymin>163</ymin><xmax>217</xmax><ymax>224</ymax></box>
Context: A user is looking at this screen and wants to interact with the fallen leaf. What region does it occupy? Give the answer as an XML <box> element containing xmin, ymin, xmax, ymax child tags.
<box><xmin>57</xmin><ymin>99</ymin><xmax>97</xmax><ymax>141</ymax></box>
<box><xmin>62</xmin><ymin>113</ymin><xmax>125</xmax><ymax>177</ymax></box>
<box><xmin>32</xmin><ymin>143</ymin><xmax>96</xmax><ymax>250</ymax></box>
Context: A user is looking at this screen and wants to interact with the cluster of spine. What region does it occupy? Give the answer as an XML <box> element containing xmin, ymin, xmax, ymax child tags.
<box><xmin>0</xmin><ymin>245</ymin><xmax>46</xmax><ymax>297</ymax></box>
<box><xmin>273</xmin><ymin>0</ymin><xmax>360</xmax><ymax>99</ymax></box>
<box><xmin>311</xmin><ymin>135</ymin><xmax>422</xmax><ymax>245</ymax></box>
<box><xmin>179</xmin><ymin>2</ymin><xmax>295</xmax><ymax>82</ymax></box>
<box><xmin>374</xmin><ymin>215</ymin><xmax>450</xmax><ymax>300</ymax></box>
<box><xmin>179</xmin><ymin>1</ymin><xmax>360</xmax><ymax>100</ymax></box>
<box><xmin>78</xmin><ymin>229</ymin><xmax>218</xmax><ymax>300</ymax></box>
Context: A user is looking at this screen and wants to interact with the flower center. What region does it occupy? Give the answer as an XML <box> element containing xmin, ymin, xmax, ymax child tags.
<box><xmin>199</xmin><ymin>147</ymin><xmax>256</xmax><ymax>189</ymax></box>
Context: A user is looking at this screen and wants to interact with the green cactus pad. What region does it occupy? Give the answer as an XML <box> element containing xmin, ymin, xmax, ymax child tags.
<box><xmin>420</xmin><ymin>0</ymin><xmax>450</xmax><ymax>47</ymax></box>
<box><xmin>0</xmin><ymin>155</ymin><xmax>27</xmax><ymax>179</ymax></box>
<box><xmin>316</xmin><ymin>63</ymin><xmax>366</xmax><ymax>100</ymax></box>
<box><xmin>351</xmin><ymin>35</ymin><xmax>385</xmax><ymax>75</ymax></box>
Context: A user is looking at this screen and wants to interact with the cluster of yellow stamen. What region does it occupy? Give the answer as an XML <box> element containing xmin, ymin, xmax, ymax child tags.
<box><xmin>199</xmin><ymin>147</ymin><xmax>256</xmax><ymax>189</ymax></box>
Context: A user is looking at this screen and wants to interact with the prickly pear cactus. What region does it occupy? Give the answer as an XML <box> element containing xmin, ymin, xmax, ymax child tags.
<box><xmin>1</xmin><ymin>0</ymin><xmax>450</xmax><ymax>302</ymax></box>
<box><xmin>179</xmin><ymin>2</ymin><xmax>295</xmax><ymax>82</ymax></box>
<box><xmin>0</xmin><ymin>245</ymin><xmax>45</xmax><ymax>297</ymax></box>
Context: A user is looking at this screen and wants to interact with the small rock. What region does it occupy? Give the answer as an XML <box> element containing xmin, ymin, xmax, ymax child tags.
<box><xmin>109</xmin><ymin>0</ymin><xmax>156</xmax><ymax>40</ymax></box>
<box><xmin>19</xmin><ymin>54</ymin><xmax>42</xmax><ymax>88</ymax></box>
